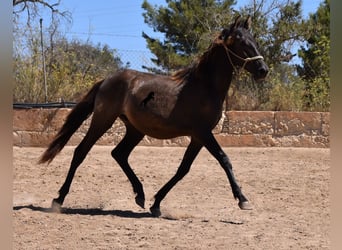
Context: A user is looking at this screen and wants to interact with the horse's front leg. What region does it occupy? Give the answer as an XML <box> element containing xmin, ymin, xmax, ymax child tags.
<box><xmin>195</xmin><ymin>131</ymin><xmax>251</xmax><ymax>210</ymax></box>
<box><xmin>150</xmin><ymin>139</ymin><xmax>203</xmax><ymax>217</ymax></box>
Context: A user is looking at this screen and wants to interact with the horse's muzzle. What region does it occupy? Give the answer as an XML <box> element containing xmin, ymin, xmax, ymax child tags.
<box><xmin>254</xmin><ymin>65</ymin><xmax>269</xmax><ymax>81</ymax></box>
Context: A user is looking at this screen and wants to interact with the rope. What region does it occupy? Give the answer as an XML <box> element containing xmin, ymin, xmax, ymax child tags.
<box><xmin>223</xmin><ymin>44</ymin><xmax>264</xmax><ymax>74</ymax></box>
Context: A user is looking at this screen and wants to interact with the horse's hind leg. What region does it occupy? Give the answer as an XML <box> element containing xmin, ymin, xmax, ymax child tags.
<box><xmin>52</xmin><ymin>110</ymin><xmax>118</xmax><ymax>212</ymax></box>
<box><xmin>111</xmin><ymin>122</ymin><xmax>145</xmax><ymax>208</ymax></box>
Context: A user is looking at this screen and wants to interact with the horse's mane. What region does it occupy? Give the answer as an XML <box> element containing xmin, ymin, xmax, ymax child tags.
<box><xmin>171</xmin><ymin>35</ymin><xmax>225</xmax><ymax>84</ymax></box>
<box><xmin>171</xmin><ymin>63</ymin><xmax>197</xmax><ymax>84</ymax></box>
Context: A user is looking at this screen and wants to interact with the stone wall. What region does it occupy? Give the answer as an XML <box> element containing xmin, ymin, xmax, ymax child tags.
<box><xmin>13</xmin><ymin>109</ymin><xmax>330</xmax><ymax>148</ymax></box>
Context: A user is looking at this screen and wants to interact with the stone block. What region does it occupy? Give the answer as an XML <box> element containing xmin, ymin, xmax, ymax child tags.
<box><xmin>13</xmin><ymin>131</ymin><xmax>21</xmax><ymax>146</ymax></box>
<box><xmin>13</xmin><ymin>109</ymin><xmax>46</xmax><ymax>132</ymax></box>
<box><xmin>321</xmin><ymin>112</ymin><xmax>330</xmax><ymax>136</ymax></box>
<box><xmin>226</xmin><ymin>111</ymin><xmax>275</xmax><ymax>135</ymax></box>
<box><xmin>274</xmin><ymin>112</ymin><xmax>321</xmax><ymax>136</ymax></box>
<box><xmin>45</xmin><ymin>109</ymin><xmax>70</xmax><ymax>132</ymax></box>
<box><xmin>212</xmin><ymin>112</ymin><xmax>226</xmax><ymax>134</ymax></box>
<box><xmin>20</xmin><ymin>131</ymin><xmax>55</xmax><ymax>147</ymax></box>
<box><xmin>215</xmin><ymin>134</ymin><xmax>276</xmax><ymax>147</ymax></box>
<box><xmin>273</xmin><ymin>135</ymin><xmax>328</xmax><ymax>148</ymax></box>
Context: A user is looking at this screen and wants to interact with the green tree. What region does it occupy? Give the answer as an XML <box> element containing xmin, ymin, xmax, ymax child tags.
<box><xmin>297</xmin><ymin>0</ymin><xmax>330</xmax><ymax>111</ymax></box>
<box><xmin>239</xmin><ymin>0</ymin><xmax>306</xmax><ymax>65</ymax></box>
<box><xmin>47</xmin><ymin>39</ymin><xmax>123</xmax><ymax>101</ymax></box>
<box><xmin>142</xmin><ymin>0</ymin><xmax>236</xmax><ymax>73</ymax></box>
<box><xmin>14</xmin><ymin>37</ymin><xmax>123</xmax><ymax>103</ymax></box>
<box><xmin>13</xmin><ymin>1</ymin><xmax>123</xmax><ymax>103</ymax></box>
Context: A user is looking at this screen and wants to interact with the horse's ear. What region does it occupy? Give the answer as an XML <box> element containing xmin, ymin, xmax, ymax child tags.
<box><xmin>232</xmin><ymin>15</ymin><xmax>241</xmax><ymax>30</ymax></box>
<box><xmin>219</xmin><ymin>15</ymin><xmax>242</xmax><ymax>44</ymax></box>
<box><xmin>219</xmin><ymin>29</ymin><xmax>234</xmax><ymax>45</ymax></box>
<box><xmin>244</xmin><ymin>15</ymin><xmax>252</xmax><ymax>30</ymax></box>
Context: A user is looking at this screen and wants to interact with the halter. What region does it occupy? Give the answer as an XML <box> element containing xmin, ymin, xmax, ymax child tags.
<box><xmin>223</xmin><ymin>44</ymin><xmax>264</xmax><ymax>73</ymax></box>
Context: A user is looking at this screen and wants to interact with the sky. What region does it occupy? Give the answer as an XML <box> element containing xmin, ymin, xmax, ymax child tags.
<box><xmin>34</xmin><ymin>0</ymin><xmax>323</xmax><ymax>71</ymax></box>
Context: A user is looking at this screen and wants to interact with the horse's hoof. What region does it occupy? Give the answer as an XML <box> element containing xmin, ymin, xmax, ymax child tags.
<box><xmin>135</xmin><ymin>196</ymin><xmax>145</xmax><ymax>209</ymax></box>
<box><xmin>150</xmin><ymin>207</ymin><xmax>161</xmax><ymax>217</ymax></box>
<box><xmin>51</xmin><ymin>199</ymin><xmax>62</xmax><ymax>213</ymax></box>
<box><xmin>238</xmin><ymin>201</ymin><xmax>253</xmax><ymax>210</ymax></box>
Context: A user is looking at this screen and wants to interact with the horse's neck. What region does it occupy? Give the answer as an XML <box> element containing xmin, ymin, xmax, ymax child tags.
<box><xmin>198</xmin><ymin>46</ymin><xmax>233</xmax><ymax>103</ymax></box>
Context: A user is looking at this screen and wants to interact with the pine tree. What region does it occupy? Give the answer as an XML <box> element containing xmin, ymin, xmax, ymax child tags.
<box><xmin>142</xmin><ymin>0</ymin><xmax>236</xmax><ymax>73</ymax></box>
<box><xmin>297</xmin><ymin>0</ymin><xmax>330</xmax><ymax>111</ymax></box>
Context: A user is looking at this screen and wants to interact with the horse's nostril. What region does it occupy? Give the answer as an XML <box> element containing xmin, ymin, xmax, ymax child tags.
<box><xmin>258</xmin><ymin>67</ymin><xmax>268</xmax><ymax>78</ymax></box>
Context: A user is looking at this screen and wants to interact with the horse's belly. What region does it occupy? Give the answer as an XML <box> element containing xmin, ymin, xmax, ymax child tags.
<box><xmin>128</xmin><ymin>113</ymin><xmax>188</xmax><ymax>139</ymax></box>
<box><xmin>141</xmin><ymin>129</ymin><xmax>185</xmax><ymax>139</ymax></box>
<box><xmin>122</xmin><ymin>100</ymin><xmax>189</xmax><ymax>139</ymax></box>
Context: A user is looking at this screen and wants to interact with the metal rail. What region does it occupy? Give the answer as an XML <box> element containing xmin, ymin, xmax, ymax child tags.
<box><xmin>13</xmin><ymin>102</ymin><xmax>77</xmax><ymax>109</ymax></box>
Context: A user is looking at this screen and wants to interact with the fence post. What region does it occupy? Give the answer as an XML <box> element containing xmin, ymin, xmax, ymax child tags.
<box><xmin>39</xmin><ymin>18</ymin><xmax>48</xmax><ymax>103</ymax></box>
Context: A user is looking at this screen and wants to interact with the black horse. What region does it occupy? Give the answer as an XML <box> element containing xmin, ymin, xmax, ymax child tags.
<box><xmin>39</xmin><ymin>15</ymin><xmax>268</xmax><ymax>217</ymax></box>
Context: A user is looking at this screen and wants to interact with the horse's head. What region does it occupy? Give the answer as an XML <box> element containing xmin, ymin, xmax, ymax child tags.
<box><xmin>219</xmin><ymin>15</ymin><xmax>269</xmax><ymax>81</ymax></box>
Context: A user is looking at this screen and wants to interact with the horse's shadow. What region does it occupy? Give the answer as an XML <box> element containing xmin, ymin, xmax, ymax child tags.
<box><xmin>13</xmin><ymin>204</ymin><xmax>153</xmax><ymax>218</ymax></box>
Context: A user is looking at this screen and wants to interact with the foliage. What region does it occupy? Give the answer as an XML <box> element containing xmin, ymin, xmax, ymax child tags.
<box><xmin>13</xmin><ymin>1</ymin><xmax>123</xmax><ymax>103</ymax></box>
<box><xmin>142</xmin><ymin>0</ymin><xmax>236</xmax><ymax>72</ymax></box>
<box><xmin>226</xmin><ymin>64</ymin><xmax>305</xmax><ymax>111</ymax></box>
<box><xmin>13</xmin><ymin>34</ymin><xmax>123</xmax><ymax>103</ymax></box>
<box><xmin>296</xmin><ymin>0</ymin><xmax>330</xmax><ymax>111</ymax></box>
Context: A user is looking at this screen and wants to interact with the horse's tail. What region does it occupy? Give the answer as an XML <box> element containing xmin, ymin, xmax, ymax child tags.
<box><xmin>39</xmin><ymin>79</ymin><xmax>104</xmax><ymax>164</ymax></box>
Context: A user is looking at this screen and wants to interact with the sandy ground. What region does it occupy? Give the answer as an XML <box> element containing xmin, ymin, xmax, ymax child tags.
<box><xmin>13</xmin><ymin>145</ymin><xmax>330</xmax><ymax>249</ymax></box>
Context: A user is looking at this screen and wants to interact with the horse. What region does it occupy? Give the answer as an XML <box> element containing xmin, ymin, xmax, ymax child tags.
<box><xmin>39</xmin><ymin>15</ymin><xmax>269</xmax><ymax>217</ymax></box>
